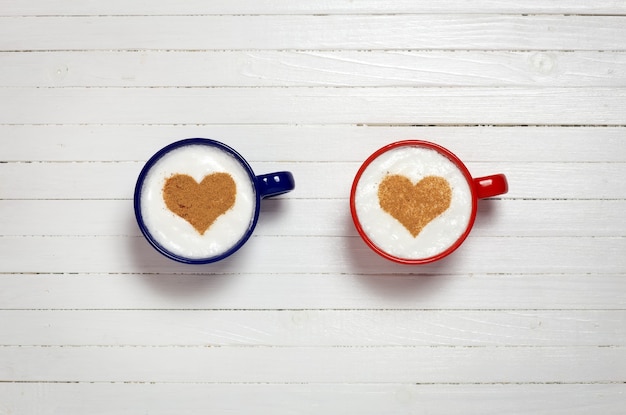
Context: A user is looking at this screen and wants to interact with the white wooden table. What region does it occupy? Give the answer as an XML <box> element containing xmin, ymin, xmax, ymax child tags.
<box><xmin>1</xmin><ymin>1</ymin><xmax>625</xmax><ymax>413</ymax></box>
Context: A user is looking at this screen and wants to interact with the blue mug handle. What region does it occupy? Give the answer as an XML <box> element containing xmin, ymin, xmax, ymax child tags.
<box><xmin>256</xmin><ymin>171</ymin><xmax>295</xmax><ymax>198</ymax></box>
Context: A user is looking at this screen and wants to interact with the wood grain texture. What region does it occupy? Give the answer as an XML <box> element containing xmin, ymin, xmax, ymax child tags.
<box><xmin>0</xmin><ymin>3</ymin><xmax>624</xmax><ymax>414</ymax></box>
<box><xmin>1</xmin><ymin>274</ymin><xmax>624</xmax><ymax>310</ymax></box>
<box><xmin>2</xmin><ymin>125</ymin><xmax>625</xmax><ymax>162</ymax></box>
<box><xmin>1</xmin><ymin>383</ymin><xmax>624</xmax><ymax>415</ymax></box>
<box><xmin>2</xmin><ymin>51</ymin><xmax>626</xmax><ymax>87</ymax></box>
<box><xmin>2</xmin><ymin>15</ymin><xmax>626</xmax><ymax>51</ymax></box>
<box><xmin>2</xmin><ymin>345</ymin><xmax>625</xmax><ymax>383</ymax></box>
<box><xmin>2</xmin><ymin>0</ymin><xmax>626</xmax><ymax>15</ymax></box>
<box><xmin>1</xmin><ymin>309</ymin><xmax>624</xmax><ymax>346</ymax></box>
<box><xmin>2</xmin><ymin>87</ymin><xmax>626</xmax><ymax>125</ymax></box>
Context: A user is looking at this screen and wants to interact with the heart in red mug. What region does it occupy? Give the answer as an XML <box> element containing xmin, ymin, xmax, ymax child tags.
<box><xmin>378</xmin><ymin>174</ymin><xmax>452</xmax><ymax>237</ymax></box>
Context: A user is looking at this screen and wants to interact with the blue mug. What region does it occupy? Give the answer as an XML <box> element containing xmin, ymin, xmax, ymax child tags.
<box><xmin>134</xmin><ymin>138</ymin><xmax>295</xmax><ymax>264</ymax></box>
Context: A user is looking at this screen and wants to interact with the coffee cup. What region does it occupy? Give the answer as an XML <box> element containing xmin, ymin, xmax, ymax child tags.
<box><xmin>350</xmin><ymin>140</ymin><xmax>508</xmax><ymax>264</ymax></box>
<box><xmin>134</xmin><ymin>138</ymin><xmax>295</xmax><ymax>264</ymax></box>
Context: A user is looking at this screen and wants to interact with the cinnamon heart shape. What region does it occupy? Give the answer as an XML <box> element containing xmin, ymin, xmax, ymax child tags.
<box><xmin>163</xmin><ymin>173</ymin><xmax>236</xmax><ymax>235</ymax></box>
<box><xmin>378</xmin><ymin>175</ymin><xmax>452</xmax><ymax>237</ymax></box>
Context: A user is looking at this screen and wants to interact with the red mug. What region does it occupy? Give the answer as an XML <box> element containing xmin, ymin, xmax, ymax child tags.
<box><xmin>350</xmin><ymin>140</ymin><xmax>508</xmax><ymax>264</ymax></box>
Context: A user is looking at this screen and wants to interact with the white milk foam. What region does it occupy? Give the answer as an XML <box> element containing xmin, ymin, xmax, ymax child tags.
<box><xmin>354</xmin><ymin>145</ymin><xmax>472</xmax><ymax>260</ymax></box>
<box><xmin>140</xmin><ymin>144</ymin><xmax>256</xmax><ymax>259</ymax></box>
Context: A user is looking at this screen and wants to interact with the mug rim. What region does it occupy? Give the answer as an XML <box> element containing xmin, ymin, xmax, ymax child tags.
<box><xmin>133</xmin><ymin>138</ymin><xmax>261</xmax><ymax>264</ymax></box>
<box><xmin>349</xmin><ymin>140</ymin><xmax>478</xmax><ymax>265</ymax></box>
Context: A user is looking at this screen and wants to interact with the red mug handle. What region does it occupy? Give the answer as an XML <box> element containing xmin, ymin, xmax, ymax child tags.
<box><xmin>473</xmin><ymin>174</ymin><xmax>508</xmax><ymax>199</ymax></box>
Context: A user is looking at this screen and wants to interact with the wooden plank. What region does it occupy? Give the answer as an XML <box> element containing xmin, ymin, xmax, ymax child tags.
<box><xmin>2</xmin><ymin>51</ymin><xmax>626</xmax><ymax>87</ymax></box>
<box><xmin>1</xmin><ymin>383</ymin><xmax>624</xmax><ymax>415</ymax></box>
<box><xmin>2</xmin><ymin>16</ymin><xmax>626</xmax><ymax>51</ymax></box>
<box><xmin>0</xmin><ymin>235</ymin><xmax>623</xmax><ymax>274</ymax></box>
<box><xmin>2</xmin><ymin>0</ymin><xmax>626</xmax><ymax>15</ymax></box>
<box><xmin>0</xmin><ymin>199</ymin><xmax>624</xmax><ymax>237</ymax></box>
<box><xmin>0</xmin><ymin>345</ymin><xmax>623</xmax><ymax>383</ymax></box>
<box><xmin>2</xmin><ymin>87</ymin><xmax>625</xmax><ymax>125</ymax></box>
<box><xmin>1</xmin><ymin>273</ymin><xmax>624</xmax><ymax>310</ymax></box>
<box><xmin>0</xmin><ymin>161</ymin><xmax>623</xmax><ymax>200</ymax></box>
<box><xmin>2</xmin><ymin>125</ymin><xmax>625</xmax><ymax>163</ymax></box>
<box><xmin>1</xmin><ymin>310</ymin><xmax>624</xmax><ymax>346</ymax></box>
